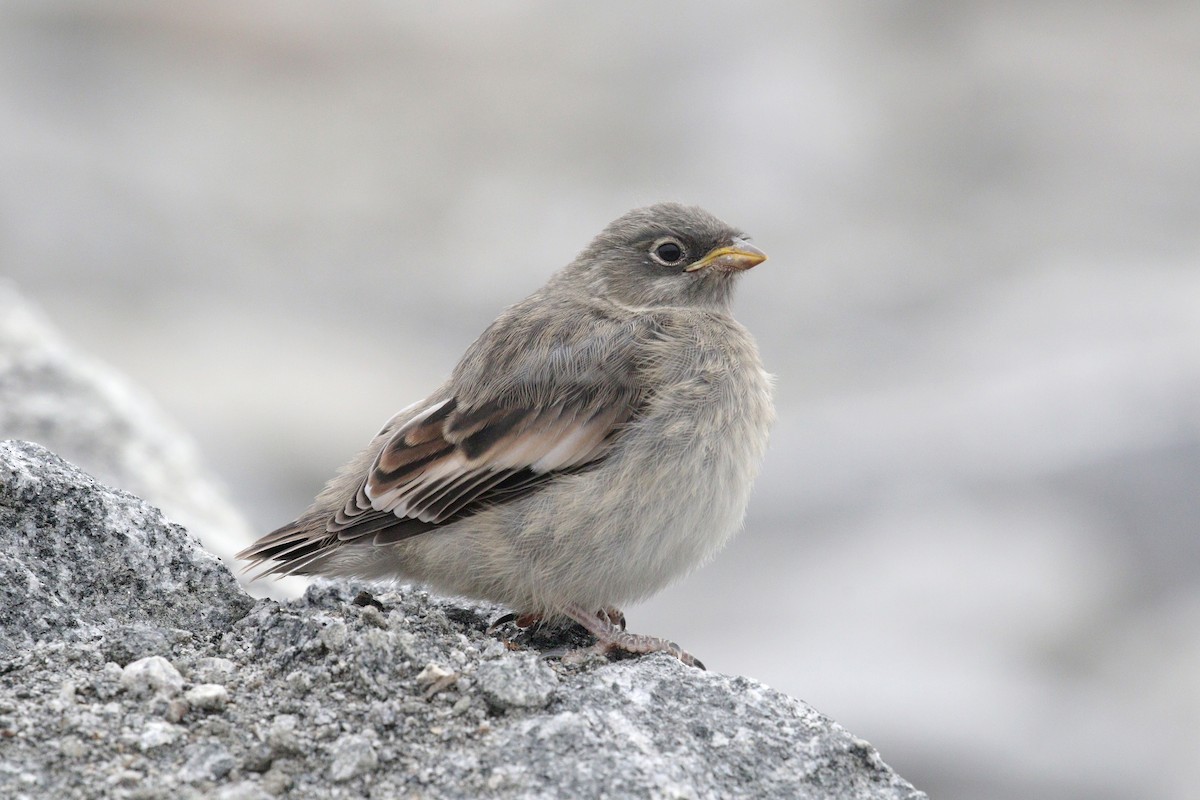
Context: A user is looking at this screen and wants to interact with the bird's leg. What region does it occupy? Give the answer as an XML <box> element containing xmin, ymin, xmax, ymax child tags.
<box><xmin>563</xmin><ymin>604</ymin><xmax>705</xmax><ymax>670</ymax></box>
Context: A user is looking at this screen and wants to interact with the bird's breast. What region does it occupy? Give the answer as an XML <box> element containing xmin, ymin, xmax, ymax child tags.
<box><xmin>642</xmin><ymin>317</ymin><xmax>772</xmax><ymax>469</ymax></box>
<box><xmin>610</xmin><ymin>313</ymin><xmax>774</xmax><ymax>566</ymax></box>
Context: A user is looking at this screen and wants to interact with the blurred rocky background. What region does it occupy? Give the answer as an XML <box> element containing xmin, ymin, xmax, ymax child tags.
<box><xmin>1</xmin><ymin>3</ymin><xmax>1196</xmax><ymax>798</ymax></box>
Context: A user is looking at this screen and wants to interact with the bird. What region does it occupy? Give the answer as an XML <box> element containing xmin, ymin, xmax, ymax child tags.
<box><xmin>238</xmin><ymin>203</ymin><xmax>774</xmax><ymax>668</ymax></box>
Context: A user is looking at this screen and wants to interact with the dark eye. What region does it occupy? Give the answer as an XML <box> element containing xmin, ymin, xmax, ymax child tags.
<box><xmin>651</xmin><ymin>238</ymin><xmax>685</xmax><ymax>266</ymax></box>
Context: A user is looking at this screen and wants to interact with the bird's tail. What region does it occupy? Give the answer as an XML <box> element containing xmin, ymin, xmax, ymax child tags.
<box><xmin>236</xmin><ymin>514</ymin><xmax>337</xmax><ymax>580</ymax></box>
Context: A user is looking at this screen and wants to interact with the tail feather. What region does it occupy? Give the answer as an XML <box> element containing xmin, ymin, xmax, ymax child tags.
<box><xmin>236</xmin><ymin>516</ymin><xmax>336</xmax><ymax>580</ymax></box>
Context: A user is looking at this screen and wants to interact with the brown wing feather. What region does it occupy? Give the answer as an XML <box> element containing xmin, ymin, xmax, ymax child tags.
<box><xmin>330</xmin><ymin>393</ymin><xmax>633</xmax><ymax>542</ymax></box>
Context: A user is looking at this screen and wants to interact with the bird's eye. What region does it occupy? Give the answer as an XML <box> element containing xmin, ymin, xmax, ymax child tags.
<box><xmin>650</xmin><ymin>238</ymin><xmax>685</xmax><ymax>266</ymax></box>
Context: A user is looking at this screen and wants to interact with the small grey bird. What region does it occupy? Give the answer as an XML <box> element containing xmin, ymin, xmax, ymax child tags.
<box><xmin>239</xmin><ymin>203</ymin><xmax>773</xmax><ymax>668</ymax></box>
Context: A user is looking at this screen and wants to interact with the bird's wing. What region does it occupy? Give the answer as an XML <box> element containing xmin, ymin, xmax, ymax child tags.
<box><xmin>330</xmin><ymin>307</ymin><xmax>649</xmax><ymax>545</ymax></box>
<box><xmin>329</xmin><ymin>392</ymin><xmax>634</xmax><ymax>544</ymax></box>
<box><xmin>239</xmin><ymin>389</ymin><xmax>636</xmax><ymax>577</ymax></box>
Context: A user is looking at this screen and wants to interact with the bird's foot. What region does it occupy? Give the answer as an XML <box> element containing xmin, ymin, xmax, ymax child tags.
<box><xmin>563</xmin><ymin>604</ymin><xmax>705</xmax><ymax>670</ymax></box>
<box><xmin>486</xmin><ymin>611</ymin><xmax>542</xmax><ymax>634</ymax></box>
<box><xmin>488</xmin><ymin>606</ymin><xmax>696</xmax><ymax>667</ymax></box>
<box><xmin>597</xmin><ymin>607</ymin><xmax>626</xmax><ymax>630</ymax></box>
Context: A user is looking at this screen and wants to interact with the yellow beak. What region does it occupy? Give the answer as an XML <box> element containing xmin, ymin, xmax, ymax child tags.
<box><xmin>685</xmin><ymin>239</ymin><xmax>768</xmax><ymax>272</ymax></box>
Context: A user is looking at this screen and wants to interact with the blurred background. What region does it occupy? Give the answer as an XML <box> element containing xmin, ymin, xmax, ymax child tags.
<box><xmin>2</xmin><ymin>2</ymin><xmax>1198</xmax><ymax>797</ymax></box>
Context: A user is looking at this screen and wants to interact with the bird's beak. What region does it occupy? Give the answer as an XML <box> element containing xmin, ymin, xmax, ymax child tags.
<box><xmin>685</xmin><ymin>239</ymin><xmax>768</xmax><ymax>272</ymax></box>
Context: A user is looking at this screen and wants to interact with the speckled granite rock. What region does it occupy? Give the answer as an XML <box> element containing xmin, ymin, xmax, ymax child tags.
<box><xmin>0</xmin><ymin>440</ymin><xmax>253</xmax><ymax>666</ymax></box>
<box><xmin>0</xmin><ymin>440</ymin><xmax>926</xmax><ymax>800</ymax></box>
<box><xmin>0</xmin><ymin>281</ymin><xmax>304</xmax><ymax>598</ymax></box>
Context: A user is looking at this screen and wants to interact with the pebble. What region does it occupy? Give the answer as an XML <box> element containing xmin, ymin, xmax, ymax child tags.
<box><xmin>93</xmin><ymin>661</ymin><xmax>125</xmax><ymax>699</ymax></box>
<box><xmin>139</xmin><ymin>719</ymin><xmax>183</xmax><ymax>751</ymax></box>
<box><xmin>59</xmin><ymin>736</ymin><xmax>87</xmax><ymax>758</ymax></box>
<box><xmin>163</xmin><ymin>698</ymin><xmax>189</xmax><ymax>723</ymax></box>
<box><xmin>319</xmin><ymin>619</ymin><xmax>348</xmax><ymax>652</ymax></box>
<box><xmin>190</xmin><ymin>656</ymin><xmax>237</xmax><ymax>685</ymax></box>
<box><xmin>327</xmin><ymin>733</ymin><xmax>378</xmax><ymax>782</ymax></box>
<box><xmin>284</xmin><ymin>669</ymin><xmax>311</xmax><ymax>694</ymax></box>
<box><xmin>120</xmin><ymin>656</ymin><xmax>184</xmax><ymax>697</ymax></box>
<box><xmin>267</xmin><ymin>713</ymin><xmax>302</xmax><ymax>756</ymax></box>
<box><xmin>474</xmin><ymin>655</ymin><xmax>559</xmax><ymax>712</ymax></box>
<box><xmin>101</xmin><ymin>624</ymin><xmax>171</xmax><ymax>665</ymax></box>
<box><xmin>185</xmin><ymin>683</ymin><xmax>230</xmax><ymax>711</ymax></box>
<box><xmin>242</xmin><ymin>742</ymin><xmax>274</xmax><ymax>774</ymax></box>
<box><xmin>358</xmin><ymin>604</ymin><xmax>389</xmax><ymax>629</ymax></box>
<box><xmin>416</xmin><ymin>663</ymin><xmax>454</xmax><ymax>688</ymax></box>
<box><xmin>259</xmin><ymin>767</ymin><xmax>293</xmax><ymax>796</ymax></box>
<box><xmin>180</xmin><ymin>740</ymin><xmax>237</xmax><ymax>783</ymax></box>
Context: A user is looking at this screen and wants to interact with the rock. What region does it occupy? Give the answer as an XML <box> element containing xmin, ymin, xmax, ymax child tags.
<box><xmin>179</xmin><ymin>740</ymin><xmax>237</xmax><ymax>783</ymax></box>
<box><xmin>0</xmin><ymin>440</ymin><xmax>254</xmax><ymax>664</ymax></box>
<box><xmin>415</xmin><ymin>662</ymin><xmax>459</xmax><ymax>699</ymax></box>
<box><xmin>0</xmin><ymin>282</ymin><xmax>293</xmax><ymax>595</ymax></box>
<box><xmin>139</xmin><ymin>720</ymin><xmax>184</xmax><ymax>751</ymax></box>
<box><xmin>415</xmin><ymin>662</ymin><xmax>456</xmax><ymax>687</ymax></box>
<box><xmin>163</xmin><ymin>697</ymin><xmax>189</xmax><ymax>724</ymax></box>
<box><xmin>185</xmin><ymin>683</ymin><xmax>230</xmax><ymax>711</ymax></box>
<box><xmin>100</xmin><ymin>623</ymin><xmax>172</xmax><ymax>666</ymax></box>
<box><xmin>188</xmin><ymin>656</ymin><xmax>237</xmax><ymax>686</ymax></box>
<box><xmin>475</xmin><ymin>654</ymin><xmax>559</xmax><ymax>712</ymax></box>
<box><xmin>317</xmin><ymin>617</ymin><xmax>348</xmax><ymax>652</ymax></box>
<box><xmin>266</xmin><ymin>714</ymin><xmax>302</xmax><ymax>757</ymax></box>
<box><xmin>0</xmin><ymin>442</ymin><xmax>926</xmax><ymax>799</ymax></box>
<box><xmin>92</xmin><ymin>661</ymin><xmax>126</xmax><ymax>700</ymax></box>
<box><xmin>120</xmin><ymin>656</ymin><xmax>185</xmax><ymax>697</ymax></box>
<box><xmin>242</xmin><ymin>743</ymin><xmax>274</xmax><ymax>774</ymax></box>
<box><xmin>327</xmin><ymin>733</ymin><xmax>379</xmax><ymax>783</ymax></box>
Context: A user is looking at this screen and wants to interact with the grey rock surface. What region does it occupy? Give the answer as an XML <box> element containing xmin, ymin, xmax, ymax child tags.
<box><xmin>0</xmin><ymin>440</ymin><xmax>253</xmax><ymax>665</ymax></box>
<box><xmin>0</xmin><ymin>440</ymin><xmax>925</xmax><ymax>799</ymax></box>
<box><xmin>0</xmin><ymin>281</ymin><xmax>305</xmax><ymax>599</ymax></box>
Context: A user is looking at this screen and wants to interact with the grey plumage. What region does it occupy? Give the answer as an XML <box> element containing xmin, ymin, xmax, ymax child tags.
<box><xmin>239</xmin><ymin>203</ymin><xmax>774</xmax><ymax>666</ymax></box>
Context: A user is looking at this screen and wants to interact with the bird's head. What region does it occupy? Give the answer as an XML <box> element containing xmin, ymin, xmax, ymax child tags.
<box><xmin>570</xmin><ymin>203</ymin><xmax>766</xmax><ymax>310</ymax></box>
